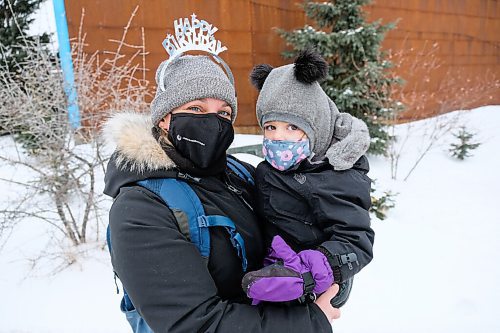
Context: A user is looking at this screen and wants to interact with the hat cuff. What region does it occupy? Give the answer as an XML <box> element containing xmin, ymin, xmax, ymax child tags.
<box><xmin>151</xmin><ymin>76</ymin><xmax>237</xmax><ymax>125</ymax></box>
<box><xmin>260</xmin><ymin>112</ymin><xmax>315</xmax><ymax>151</ymax></box>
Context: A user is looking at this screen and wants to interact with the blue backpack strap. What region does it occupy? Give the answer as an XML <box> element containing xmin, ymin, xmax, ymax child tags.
<box><xmin>227</xmin><ymin>155</ymin><xmax>255</xmax><ymax>185</ymax></box>
<box><xmin>199</xmin><ymin>215</ymin><xmax>248</xmax><ymax>272</ymax></box>
<box><xmin>138</xmin><ymin>178</ymin><xmax>210</xmax><ymax>259</ymax></box>
<box><xmin>138</xmin><ymin>178</ymin><xmax>248</xmax><ymax>272</ymax></box>
<box><xmin>106</xmin><ymin>224</ymin><xmax>112</xmax><ymax>253</ymax></box>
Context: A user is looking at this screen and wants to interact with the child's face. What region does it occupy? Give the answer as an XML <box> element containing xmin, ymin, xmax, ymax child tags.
<box><xmin>263</xmin><ymin>121</ymin><xmax>307</xmax><ymax>141</ymax></box>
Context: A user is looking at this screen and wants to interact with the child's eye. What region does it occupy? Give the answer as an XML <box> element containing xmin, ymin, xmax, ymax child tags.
<box><xmin>187</xmin><ymin>106</ymin><xmax>202</xmax><ymax>112</ymax></box>
<box><xmin>264</xmin><ymin>125</ymin><xmax>276</xmax><ymax>131</ymax></box>
<box><xmin>288</xmin><ymin>124</ymin><xmax>299</xmax><ymax>130</ymax></box>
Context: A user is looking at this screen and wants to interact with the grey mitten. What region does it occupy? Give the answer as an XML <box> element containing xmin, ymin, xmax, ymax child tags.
<box><xmin>332</xmin><ymin>113</ymin><xmax>353</xmax><ymax>142</ymax></box>
<box><xmin>326</xmin><ymin>114</ymin><xmax>370</xmax><ymax>170</ymax></box>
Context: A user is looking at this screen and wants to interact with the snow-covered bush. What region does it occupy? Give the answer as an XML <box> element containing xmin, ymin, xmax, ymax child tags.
<box><xmin>369</xmin><ymin>178</ymin><xmax>397</xmax><ymax>220</ymax></box>
<box><xmin>0</xmin><ymin>7</ymin><xmax>149</xmax><ymax>266</ymax></box>
<box><xmin>0</xmin><ymin>40</ymin><xmax>106</xmax><ymax>248</ymax></box>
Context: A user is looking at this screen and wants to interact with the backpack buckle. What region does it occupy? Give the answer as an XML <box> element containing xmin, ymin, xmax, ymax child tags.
<box><xmin>197</xmin><ymin>215</ymin><xmax>209</xmax><ymax>227</ymax></box>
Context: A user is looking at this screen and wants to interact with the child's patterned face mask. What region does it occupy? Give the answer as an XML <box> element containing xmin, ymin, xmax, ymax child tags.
<box><xmin>262</xmin><ymin>138</ymin><xmax>311</xmax><ymax>171</ymax></box>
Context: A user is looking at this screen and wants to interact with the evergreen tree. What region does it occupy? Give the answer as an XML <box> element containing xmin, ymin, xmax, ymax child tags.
<box><xmin>0</xmin><ymin>0</ymin><xmax>50</xmax><ymax>74</ymax></box>
<box><xmin>449</xmin><ymin>126</ymin><xmax>481</xmax><ymax>160</ymax></box>
<box><xmin>279</xmin><ymin>0</ymin><xmax>402</xmax><ymax>155</ymax></box>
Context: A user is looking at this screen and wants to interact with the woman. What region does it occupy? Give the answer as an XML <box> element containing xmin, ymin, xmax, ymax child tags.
<box><xmin>104</xmin><ymin>55</ymin><xmax>340</xmax><ymax>332</ymax></box>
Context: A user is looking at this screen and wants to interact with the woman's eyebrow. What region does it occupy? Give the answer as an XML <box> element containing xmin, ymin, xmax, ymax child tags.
<box><xmin>196</xmin><ymin>98</ymin><xmax>229</xmax><ymax>108</ymax></box>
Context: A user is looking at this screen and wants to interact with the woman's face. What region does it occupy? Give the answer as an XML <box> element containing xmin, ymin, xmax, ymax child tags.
<box><xmin>263</xmin><ymin>121</ymin><xmax>307</xmax><ymax>141</ymax></box>
<box><xmin>158</xmin><ymin>98</ymin><xmax>232</xmax><ymax>131</ymax></box>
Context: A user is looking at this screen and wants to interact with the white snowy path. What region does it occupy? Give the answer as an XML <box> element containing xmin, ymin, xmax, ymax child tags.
<box><xmin>0</xmin><ymin>106</ymin><xmax>499</xmax><ymax>332</ymax></box>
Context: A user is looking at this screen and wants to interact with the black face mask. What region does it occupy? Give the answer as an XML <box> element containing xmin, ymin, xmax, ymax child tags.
<box><xmin>168</xmin><ymin>113</ymin><xmax>234</xmax><ymax>169</ymax></box>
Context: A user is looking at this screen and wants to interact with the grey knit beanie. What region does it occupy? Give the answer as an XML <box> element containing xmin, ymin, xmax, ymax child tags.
<box><xmin>151</xmin><ymin>55</ymin><xmax>237</xmax><ymax>125</ymax></box>
<box><xmin>251</xmin><ymin>50</ymin><xmax>341</xmax><ymax>158</ymax></box>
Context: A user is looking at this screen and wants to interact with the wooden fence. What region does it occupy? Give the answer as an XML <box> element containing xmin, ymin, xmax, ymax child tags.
<box><xmin>64</xmin><ymin>0</ymin><xmax>499</xmax><ymax>130</ymax></box>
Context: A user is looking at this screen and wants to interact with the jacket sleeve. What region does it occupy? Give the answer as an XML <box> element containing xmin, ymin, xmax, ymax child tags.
<box><xmin>109</xmin><ymin>186</ymin><xmax>332</xmax><ymax>333</ymax></box>
<box><xmin>311</xmin><ymin>156</ymin><xmax>375</xmax><ymax>282</ymax></box>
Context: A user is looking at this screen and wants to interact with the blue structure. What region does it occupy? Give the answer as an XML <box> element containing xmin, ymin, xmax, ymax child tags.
<box><xmin>52</xmin><ymin>0</ymin><xmax>80</xmax><ymax>129</ymax></box>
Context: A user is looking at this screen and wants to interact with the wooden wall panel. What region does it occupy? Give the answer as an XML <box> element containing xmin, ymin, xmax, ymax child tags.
<box><xmin>65</xmin><ymin>0</ymin><xmax>499</xmax><ymax>128</ymax></box>
<box><xmin>365</xmin><ymin>0</ymin><xmax>499</xmax><ymax>120</ymax></box>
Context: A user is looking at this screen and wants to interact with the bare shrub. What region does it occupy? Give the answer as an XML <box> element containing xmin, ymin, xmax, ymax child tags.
<box><xmin>0</xmin><ymin>7</ymin><xmax>150</xmax><ymax>267</ymax></box>
<box><xmin>386</xmin><ymin>40</ymin><xmax>499</xmax><ymax>180</ymax></box>
<box><xmin>73</xmin><ymin>6</ymin><xmax>150</xmax><ymax>133</ymax></box>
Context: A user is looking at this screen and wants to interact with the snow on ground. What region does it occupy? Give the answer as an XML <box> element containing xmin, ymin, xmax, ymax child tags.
<box><xmin>230</xmin><ymin>134</ymin><xmax>262</xmax><ymax>148</ymax></box>
<box><xmin>0</xmin><ymin>105</ymin><xmax>499</xmax><ymax>332</ymax></box>
<box><xmin>335</xmin><ymin>105</ymin><xmax>500</xmax><ymax>333</ymax></box>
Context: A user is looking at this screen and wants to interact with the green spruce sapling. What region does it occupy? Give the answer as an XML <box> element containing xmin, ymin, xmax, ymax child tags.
<box><xmin>449</xmin><ymin>126</ymin><xmax>481</xmax><ymax>160</ymax></box>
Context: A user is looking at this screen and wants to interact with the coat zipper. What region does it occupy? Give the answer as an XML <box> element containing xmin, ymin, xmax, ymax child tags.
<box><xmin>225</xmin><ymin>181</ymin><xmax>254</xmax><ymax>212</ymax></box>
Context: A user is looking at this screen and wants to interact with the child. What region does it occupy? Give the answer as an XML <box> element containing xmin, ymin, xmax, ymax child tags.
<box><xmin>242</xmin><ymin>50</ymin><xmax>374</xmax><ymax>307</ymax></box>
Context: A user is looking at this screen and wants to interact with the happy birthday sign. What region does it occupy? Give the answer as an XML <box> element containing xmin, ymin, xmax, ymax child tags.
<box><xmin>162</xmin><ymin>14</ymin><xmax>228</xmax><ymax>58</ymax></box>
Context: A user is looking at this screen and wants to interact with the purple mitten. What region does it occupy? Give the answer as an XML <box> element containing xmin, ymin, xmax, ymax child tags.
<box><xmin>242</xmin><ymin>236</ymin><xmax>333</xmax><ymax>304</ymax></box>
<box><xmin>297</xmin><ymin>249</ymin><xmax>334</xmax><ymax>294</ymax></box>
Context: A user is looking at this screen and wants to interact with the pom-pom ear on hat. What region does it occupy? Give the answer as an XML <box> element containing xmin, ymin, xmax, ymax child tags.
<box><xmin>294</xmin><ymin>49</ymin><xmax>328</xmax><ymax>84</ymax></box>
<box><xmin>250</xmin><ymin>64</ymin><xmax>274</xmax><ymax>90</ymax></box>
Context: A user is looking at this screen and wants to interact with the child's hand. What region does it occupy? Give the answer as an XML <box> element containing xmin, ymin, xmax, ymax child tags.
<box><xmin>315</xmin><ymin>284</ymin><xmax>341</xmax><ymax>323</ymax></box>
<box><xmin>242</xmin><ymin>235</ymin><xmax>333</xmax><ymax>304</ymax></box>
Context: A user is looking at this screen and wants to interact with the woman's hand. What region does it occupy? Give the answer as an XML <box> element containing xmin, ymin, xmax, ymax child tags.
<box><xmin>315</xmin><ymin>284</ymin><xmax>341</xmax><ymax>323</ymax></box>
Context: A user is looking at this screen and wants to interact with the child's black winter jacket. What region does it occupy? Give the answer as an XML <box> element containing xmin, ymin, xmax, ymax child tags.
<box><xmin>255</xmin><ymin>156</ymin><xmax>374</xmax><ymax>283</ymax></box>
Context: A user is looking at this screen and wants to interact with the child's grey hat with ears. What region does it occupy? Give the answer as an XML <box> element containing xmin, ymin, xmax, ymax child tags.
<box><xmin>250</xmin><ymin>49</ymin><xmax>370</xmax><ymax>170</ymax></box>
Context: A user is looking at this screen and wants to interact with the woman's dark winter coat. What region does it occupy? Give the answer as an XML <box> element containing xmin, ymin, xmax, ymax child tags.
<box><xmin>103</xmin><ymin>113</ymin><xmax>332</xmax><ymax>333</ymax></box>
<box><xmin>255</xmin><ymin>157</ymin><xmax>374</xmax><ymax>283</ymax></box>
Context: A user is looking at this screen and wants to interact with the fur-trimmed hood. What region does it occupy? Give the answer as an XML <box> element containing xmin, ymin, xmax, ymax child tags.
<box><xmin>102</xmin><ymin>112</ymin><xmax>178</xmax><ymax>198</ymax></box>
<box><xmin>103</xmin><ymin>112</ymin><xmax>176</xmax><ymax>173</ymax></box>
